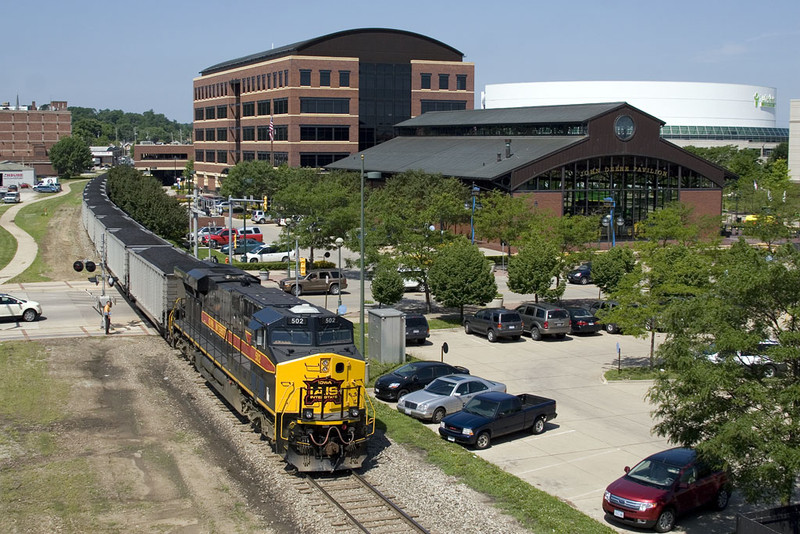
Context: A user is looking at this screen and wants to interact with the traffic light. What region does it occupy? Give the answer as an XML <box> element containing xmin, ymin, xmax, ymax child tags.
<box><xmin>262</xmin><ymin>196</ymin><xmax>268</xmax><ymax>210</ymax></box>
<box><xmin>73</xmin><ymin>260</ymin><xmax>96</xmax><ymax>272</ymax></box>
<box><xmin>232</xmin><ymin>233</ymin><xmax>238</xmax><ymax>247</ymax></box>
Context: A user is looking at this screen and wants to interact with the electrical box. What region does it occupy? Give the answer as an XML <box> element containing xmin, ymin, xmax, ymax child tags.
<box><xmin>368</xmin><ymin>308</ymin><xmax>405</xmax><ymax>364</ymax></box>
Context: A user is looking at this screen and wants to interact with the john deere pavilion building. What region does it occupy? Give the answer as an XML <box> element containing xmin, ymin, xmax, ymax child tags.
<box><xmin>328</xmin><ymin>102</ymin><xmax>733</xmax><ymax>240</ymax></box>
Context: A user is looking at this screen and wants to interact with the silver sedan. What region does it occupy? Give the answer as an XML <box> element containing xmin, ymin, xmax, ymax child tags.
<box><xmin>397</xmin><ymin>374</ymin><xmax>506</xmax><ymax>423</ymax></box>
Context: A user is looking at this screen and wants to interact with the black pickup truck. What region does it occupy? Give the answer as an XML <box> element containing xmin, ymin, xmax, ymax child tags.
<box><xmin>438</xmin><ymin>391</ymin><xmax>557</xmax><ymax>450</ymax></box>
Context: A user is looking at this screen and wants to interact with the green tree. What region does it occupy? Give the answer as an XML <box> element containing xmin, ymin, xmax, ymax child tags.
<box><xmin>219</xmin><ymin>160</ymin><xmax>288</xmax><ymax>201</ymax></box>
<box><xmin>366</xmin><ymin>170</ymin><xmax>468</xmax><ymax>312</ymax></box>
<box><xmin>768</xmin><ymin>141</ymin><xmax>788</xmax><ymax>163</ymax></box>
<box><xmin>370</xmin><ymin>261</ymin><xmax>405</xmax><ymax>308</ymax></box>
<box><xmin>49</xmin><ymin>136</ymin><xmax>93</xmax><ymax>178</ymax></box>
<box><xmin>507</xmin><ymin>238</ymin><xmax>562</xmax><ymax>302</ymax></box>
<box><xmin>473</xmin><ymin>191</ymin><xmax>535</xmax><ymax>261</ymax></box>
<box><xmin>428</xmin><ymin>237</ymin><xmax>497</xmax><ymax>320</ymax></box>
<box><xmin>591</xmin><ymin>246</ymin><xmax>635</xmax><ymax>296</ymax></box>
<box><xmin>649</xmin><ymin>240</ymin><xmax>800</xmax><ymax>505</ymax></box>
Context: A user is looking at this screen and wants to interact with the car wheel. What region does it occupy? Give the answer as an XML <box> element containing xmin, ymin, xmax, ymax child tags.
<box><xmin>281</xmin><ymin>256</ymin><xmax>289</xmax><ymax>262</ymax></box>
<box><xmin>475</xmin><ymin>432</ymin><xmax>491</xmax><ymax>450</ymax></box>
<box><xmin>292</xmin><ymin>285</ymin><xmax>302</xmax><ymax>296</ymax></box>
<box><xmin>532</xmin><ymin>415</ymin><xmax>546</xmax><ymax>435</ymax></box>
<box><xmin>329</xmin><ymin>284</ymin><xmax>340</xmax><ymax>295</ymax></box>
<box><xmin>396</xmin><ymin>389</ymin><xmax>409</xmax><ymax>400</ymax></box>
<box><xmin>487</xmin><ymin>329</ymin><xmax>498</xmax><ymax>343</ymax></box>
<box><xmin>464</xmin><ymin>322</ymin><xmax>472</xmax><ymax>335</ymax></box>
<box><xmin>210</xmin><ymin>241</ymin><xmax>219</xmax><ymax>249</ymax></box>
<box><xmin>714</xmin><ymin>487</ymin><xmax>730</xmax><ymax>510</ymax></box>
<box><xmin>530</xmin><ymin>328</ymin><xmax>542</xmax><ymax>341</ymax></box>
<box><xmin>22</xmin><ymin>309</ymin><xmax>38</xmax><ymax>322</ymax></box>
<box><xmin>654</xmin><ymin>508</ymin><xmax>676</xmax><ymax>533</ymax></box>
<box><xmin>580</xmin><ymin>277</ymin><xmax>588</xmax><ymax>285</ymax></box>
<box><xmin>249</xmin><ymin>258</ymin><xmax>258</xmax><ymax>263</ymax></box>
<box><xmin>431</xmin><ymin>408</ymin><xmax>446</xmax><ymax>424</ymax></box>
<box><xmin>763</xmin><ymin>364</ymin><xmax>777</xmax><ymax>378</ymax></box>
<box><xmin>605</xmin><ymin>323</ymin><xmax>618</xmax><ymax>334</ymax></box>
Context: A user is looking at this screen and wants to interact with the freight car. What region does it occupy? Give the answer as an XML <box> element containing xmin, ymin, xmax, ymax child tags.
<box><xmin>82</xmin><ymin>175</ymin><xmax>374</xmax><ymax>471</ymax></box>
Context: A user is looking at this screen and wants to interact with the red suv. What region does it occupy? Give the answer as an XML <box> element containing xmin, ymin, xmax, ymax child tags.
<box><xmin>602</xmin><ymin>447</ymin><xmax>729</xmax><ymax>532</ymax></box>
<box><xmin>203</xmin><ymin>227</ymin><xmax>263</xmax><ymax>248</ymax></box>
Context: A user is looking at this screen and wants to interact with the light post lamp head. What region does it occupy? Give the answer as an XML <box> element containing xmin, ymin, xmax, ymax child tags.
<box><xmin>335</xmin><ymin>237</ymin><xmax>344</xmax><ymax>247</ymax></box>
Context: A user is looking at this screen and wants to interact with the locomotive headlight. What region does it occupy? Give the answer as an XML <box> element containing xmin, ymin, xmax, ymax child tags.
<box><xmin>349</xmin><ymin>407</ymin><xmax>360</xmax><ymax>418</ymax></box>
<box><xmin>320</xmin><ymin>358</ymin><xmax>330</xmax><ymax>372</ymax></box>
<box><xmin>302</xmin><ymin>408</ymin><xmax>314</xmax><ymax>420</ymax></box>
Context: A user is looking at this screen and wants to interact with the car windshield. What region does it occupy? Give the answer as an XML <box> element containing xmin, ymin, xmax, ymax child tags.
<box><xmin>393</xmin><ymin>363</ymin><xmax>425</xmax><ymax>378</ymax></box>
<box><xmin>462</xmin><ymin>397</ymin><xmax>499</xmax><ymax>417</ymax></box>
<box><xmin>425</xmin><ymin>379</ymin><xmax>457</xmax><ymax>396</ymax></box>
<box><xmin>626</xmin><ymin>459</ymin><xmax>681</xmax><ymax>489</ymax></box>
<box><xmin>406</xmin><ymin>316</ymin><xmax>427</xmax><ymax>327</ymax></box>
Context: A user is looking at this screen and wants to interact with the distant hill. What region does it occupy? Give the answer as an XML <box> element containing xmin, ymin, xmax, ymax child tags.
<box><xmin>69</xmin><ymin>107</ymin><xmax>191</xmax><ymax>146</ymax></box>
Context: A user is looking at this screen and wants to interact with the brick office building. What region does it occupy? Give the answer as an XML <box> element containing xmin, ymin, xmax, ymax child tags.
<box><xmin>0</xmin><ymin>100</ymin><xmax>71</xmax><ymax>176</ymax></box>
<box><xmin>192</xmin><ymin>28</ymin><xmax>474</xmax><ymax>191</ymax></box>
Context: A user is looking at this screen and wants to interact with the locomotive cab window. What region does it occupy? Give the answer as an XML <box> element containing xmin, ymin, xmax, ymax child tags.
<box><xmin>270</xmin><ymin>326</ymin><xmax>312</xmax><ymax>345</ymax></box>
<box><xmin>317</xmin><ymin>317</ymin><xmax>353</xmax><ymax>345</ymax></box>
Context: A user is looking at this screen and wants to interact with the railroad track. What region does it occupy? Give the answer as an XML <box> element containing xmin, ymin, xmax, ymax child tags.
<box><xmin>303</xmin><ymin>471</ymin><xmax>430</xmax><ymax>533</ymax></box>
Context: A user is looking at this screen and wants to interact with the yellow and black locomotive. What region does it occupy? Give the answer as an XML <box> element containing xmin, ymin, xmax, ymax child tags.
<box><xmin>170</xmin><ymin>266</ymin><xmax>374</xmax><ymax>471</ymax></box>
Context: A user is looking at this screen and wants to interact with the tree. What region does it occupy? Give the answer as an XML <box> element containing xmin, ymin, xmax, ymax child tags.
<box><xmin>428</xmin><ymin>237</ymin><xmax>497</xmax><ymax>320</ymax></box>
<box><xmin>591</xmin><ymin>246</ymin><xmax>635</xmax><ymax>296</ymax></box>
<box><xmin>649</xmin><ymin>240</ymin><xmax>800</xmax><ymax>505</ymax></box>
<box><xmin>366</xmin><ymin>171</ymin><xmax>468</xmax><ymax>312</ymax></box>
<box><xmin>473</xmin><ymin>191</ymin><xmax>535</xmax><ymax>261</ymax></box>
<box><xmin>370</xmin><ymin>261</ymin><xmax>405</xmax><ymax>308</ymax></box>
<box><xmin>219</xmin><ymin>160</ymin><xmax>288</xmax><ymax>201</ymax></box>
<box><xmin>49</xmin><ymin>136</ymin><xmax>93</xmax><ymax>178</ymax></box>
<box><xmin>507</xmin><ymin>237</ymin><xmax>562</xmax><ymax>302</ymax></box>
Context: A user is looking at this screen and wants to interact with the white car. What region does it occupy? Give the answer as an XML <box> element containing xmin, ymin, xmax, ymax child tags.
<box><xmin>0</xmin><ymin>293</ymin><xmax>42</xmax><ymax>322</ymax></box>
<box><xmin>399</xmin><ymin>268</ymin><xmax>426</xmax><ymax>292</ymax></box>
<box><xmin>396</xmin><ymin>374</ymin><xmax>506</xmax><ymax>423</ymax></box>
<box><xmin>251</xmin><ymin>210</ymin><xmax>268</xmax><ymax>224</ymax></box>
<box><xmin>706</xmin><ymin>340</ymin><xmax>785</xmax><ymax>377</ymax></box>
<box><xmin>242</xmin><ymin>244</ymin><xmax>296</xmax><ymax>263</ymax></box>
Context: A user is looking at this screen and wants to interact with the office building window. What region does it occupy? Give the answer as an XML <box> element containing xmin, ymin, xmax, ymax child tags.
<box><xmin>273</xmin><ymin>125</ymin><xmax>288</xmax><ymax>141</ymax></box>
<box><xmin>421</xmin><ymin>73</ymin><xmax>431</xmax><ymax>89</ymax></box>
<box><xmin>216</xmin><ymin>105</ymin><xmax>227</xmax><ymax>119</ymax></box>
<box><xmin>284</xmin><ymin>70</ymin><xmax>288</xmax><ymax>85</ymax></box>
<box><xmin>273</xmin><ymin>72</ymin><xmax>277</xmax><ymax>88</ymax></box>
<box><xmin>217</xmin><ymin>151</ymin><xmax>227</xmax><ymax>164</ymax></box>
<box><xmin>300</xmin><ymin>126</ymin><xmax>349</xmax><ymax>141</ymax></box>
<box><xmin>274</xmin><ymin>152</ymin><xmax>288</xmax><ymax>165</ymax></box>
<box><xmin>300</xmin><ymin>98</ymin><xmax>350</xmax><ymax>114</ymax></box>
<box><xmin>278</xmin><ymin>71</ymin><xmax>283</xmax><ymax>87</ymax></box>
<box><xmin>339</xmin><ymin>70</ymin><xmax>350</xmax><ymax>87</ymax></box>
<box><xmin>257</xmin><ymin>100</ymin><xmax>270</xmax><ymax>116</ymax></box>
<box><xmin>320</xmin><ymin>70</ymin><xmax>331</xmax><ymax>87</ymax></box>
<box><xmin>273</xmin><ymin>98</ymin><xmax>288</xmax><ymax>114</ymax></box>
<box><xmin>242</xmin><ymin>102</ymin><xmax>255</xmax><ymax>116</ymax></box>
<box><xmin>216</xmin><ymin>128</ymin><xmax>227</xmax><ymax>141</ymax></box>
<box><xmin>439</xmin><ymin>74</ymin><xmax>449</xmax><ymax>90</ymax></box>
<box><xmin>457</xmin><ymin>74</ymin><xmax>467</xmax><ymax>90</ymax></box>
<box><xmin>206</xmin><ymin>150</ymin><xmax>216</xmax><ymax>162</ymax></box>
<box><xmin>205</xmin><ymin>129</ymin><xmax>216</xmax><ymax>141</ymax></box>
<box><xmin>195</xmin><ymin>150</ymin><xmax>204</xmax><ymax>162</ymax></box>
<box><xmin>300</xmin><ymin>153</ymin><xmax>350</xmax><ymax>167</ymax></box>
<box><xmin>242</xmin><ymin>127</ymin><xmax>255</xmax><ymax>141</ymax></box>
<box><xmin>257</xmin><ymin>125</ymin><xmax>269</xmax><ymax>141</ymax></box>
<box><xmin>195</xmin><ymin>129</ymin><xmax>204</xmax><ymax>141</ymax></box>
<box><xmin>243</xmin><ymin>151</ymin><xmax>255</xmax><ymax>161</ymax></box>
<box><xmin>257</xmin><ymin>76</ymin><xmax>261</xmax><ymax>90</ymax></box>
<box><xmin>421</xmin><ymin>100</ymin><xmax>467</xmax><ymax>113</ymax></box>
<box><xmin>257</xmin><ymin>151</ymin><xmax>270</xmax><ymax>160</ymax></box>
<box><xmin>195</xmin><ymin>108</ymin><xmax>204</xmax><ymax>121</ymax></box>
<box><xmin>300</xmin><ymin>69</ymin><xmax>311</xmax><ymax>86</ymax></box>
<box><xmin>205</xmin><ymin>107</ymin><xmax>216</xmax><ymax>120</ymax></box>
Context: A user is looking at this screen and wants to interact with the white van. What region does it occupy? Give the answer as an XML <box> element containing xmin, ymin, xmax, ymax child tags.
<box><xmin>3</xmin><ymin>191</ymin><xmax>21</xmax><ymax>203</ymax></box>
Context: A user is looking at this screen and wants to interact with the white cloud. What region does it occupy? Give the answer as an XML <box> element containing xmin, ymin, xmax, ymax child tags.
<box><xmin>694</xmin><ymin>43</ymin><xmax>748</xmax><ymax>63</ymax></box>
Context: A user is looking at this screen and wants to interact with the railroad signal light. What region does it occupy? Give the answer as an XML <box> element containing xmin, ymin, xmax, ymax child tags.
<box><xmin>73</xmin><ymin>260</ymin><xmax>97</xmax><ymax>272</ymax></box>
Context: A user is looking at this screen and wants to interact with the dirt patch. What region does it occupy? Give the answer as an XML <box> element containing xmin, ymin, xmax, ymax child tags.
<box><xmin>41</xmin><ymin>182</ymin><xmax>97</xmax><ymax>281</ymax></box>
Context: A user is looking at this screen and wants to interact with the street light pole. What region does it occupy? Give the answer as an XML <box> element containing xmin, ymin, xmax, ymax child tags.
<box><xmin>470</xmin><ymin>183</ymin><xmax>479</xmax><ymax>244</ymax></box>
<box><xmin>603</xmin><ymin>197</ymin><xmax>616</xmax><ymax>247</ymax></box>
<box><xmin>335</xmin><ymin>237</ymin><xmax>344</xmax><ymax>314</ymax></box>
<box><xmin>359</xmin><ymin>154</ymin><xmax>365</xmax><ymax>355</ymax></box>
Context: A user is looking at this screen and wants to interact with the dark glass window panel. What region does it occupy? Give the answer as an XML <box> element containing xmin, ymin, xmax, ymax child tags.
<box><xmin>242</xmin><ymin>102</ymin><xmax>255</xmax><ymax>116</ymax></box>
<box><xmin>217</xmin><ymin>151</ymin><xmax>227</xmax><ymax>164</ymax></box>
<box><xmin>320</xmin><ymin>70</ymin><xmax>331</xmax><ymax>87</ymax></box>
<box><xmin>216</xmin><ymin>129</ymin><xmax>227</xmax><ymax>141</ymax></box>
<box><xmin>339</xmin><ymin>70</ymin><xmax>350</xmax><ymax>87</ymax></box>
<box><xmin>421</xmin><ymin>73</ymin><xmax>431</xmax><ymax>89</ymax></box>
<box><xmin>456</xmin><ymin>74</ymin><xmax>467</xmax><ymax>90</ymax></box>
<box><xmin>257</xmin><ymin>100</ymin><xmax>270</xmax><ymax>116</ymax></box>
<box><xmin>300</xmin><ymin>70</ymin><xmax>311</xmax><ymax>86</ymax></box>
<box><xmin>205</xmin><ymin>129</ymin><xmax>215</xmax><ymax>141</ymax></box>
<box><xmin>195</xmin><ymin>129</ymin><xmax>204</xmax><ymax>141</ymax></box>
<box><xmin>258</xmin><ymin>126</ymin><xmax>269</xmax><ymax>141</ymax></box>
<box><xmin>195</xmin><ymin>150</ymin><xmax>204</xmax><ymax>162</ymax></box>
<box><xmin>206</xmin><ymin>150</ymin><xmax>215</xmax><ymax>162</ymax></box>
<box><xmin>195</xmin><ymin>108</ymin><xmax>204</xmax><ymax>121</ymax></box>
<box><xmin>273</xmin><ymin>98</ymin><xmax>288</xmax><ymax>114</ymax></box>
<box><xmin>216</xmin><ymin>106</ymin><xmax>227</xmax><ymax>119</ymax></box>
<box><xmin>439</xmin><ymin>74</ymin><xmax>449</xmax><ymax>89</ymax></box>
<box><xmin>242</xmin><ymin>127</ymin><xmax>255</xmax><ymax>141</ymax></box>
<box><xmin>243</xmin><ymin>151</ymin><xmax>255</xmax><ymax>161</ymax></box>
<box><xmin>205</xmin><ymin>107</ymin><xmax>215</xmax><ymax>120</ymax></box>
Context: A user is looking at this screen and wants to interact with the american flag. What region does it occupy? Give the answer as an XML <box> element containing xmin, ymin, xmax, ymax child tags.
<box><xmin>269</xmin><ymin>116</ymin><xmax>274</xmax><ymax>141</ymax></box>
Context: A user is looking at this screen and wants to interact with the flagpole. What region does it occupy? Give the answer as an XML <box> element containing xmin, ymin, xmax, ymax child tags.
<box><xmin>269</xmin><ymin>115</ymin><xmax>274</xmax><ymax>167</ymax></box>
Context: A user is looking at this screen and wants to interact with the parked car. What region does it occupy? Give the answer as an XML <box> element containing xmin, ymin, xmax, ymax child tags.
<box><xmin>404</xmin><ymin>313</ymin><xmax>430</xmax><ymax>345</ymax></box>
<box><xmin>566</xmin><ymin>307</ymin><xmax>602</xmax><ymax>335</ymax></box>
<box><xmin>7</xmin><ymin>184</ymin><xmax>18</xmax><ymax>192</ymax></box>
<box><xmin>397</xmin><ymin>374</ymin><xmax>506</xmax><ymax>423</ymax></box>
<box><xmin>203</xmin><ymin>228</ymin><xmax>235</xmax><ymax>248</ymax></box>
<box><xmin>251</xmin><ymin>210</ymin><xmax>268</xmax><ymax>224</ymax></box>
<box><xmin>589</xmin><ymin>300</ymin><xmax>621</xmax><ymax>334</ymax></box>
<box><xmin>188</xmin><ymin>225</ymin><xmax>223</xmax><ymax>243</ymax></box>
<box><xmin>3</xmin><ymin>191</ymin><xmax>21</xmax><ymax>203</ymax></box>
<box><xmin>33</xmin><ymin>183</ymin><xmax>61</xmax><ymax>193</ymax></box>
<box><xmin>220</xmin><ymin>238</ymin><xmax>263</xmax><ymax>255</ymax></box>
<box><xmin>279</xmin><ymin>269</ymin><xmax>347</xmax><ymax>296</ymax></box>
<box><xmin>515</xmin><ymin>302</ymin><xmax>571</xmax><ymax>340</ymax></box>
<box><xmin>463</xmin><ymin>308</ymin><xmax>523</xmax><ymax>342</ymax></box>
<box><xmin>373</xmin><ymin>361</ymin><xmax>470</xmax><ymax>401</ymax></box>
<box><xmin>603</xmin><ymin>447</ymin><xmax>730</xmax><ymax>532</ymax></box>
<box><xmin>0</xmin><ymin>293</ymin><xmax>42</xmax><ymax>322</ymax></box>
<box><xmin>399</xmin><ymin>267</ymin><xmax>426</xmax><ymax>292</ymax></box>
<box><xmin>205</xmin><ymin>227</ymin><xmax>263</xmax><ymax>248</ymax></box>
<box><xmin>243</xmin><ymin>244</ymin><xmax>295</xmax><ymax>263</ymax></box>
<box><xmin>705</xmin><ymin>340</ymin><xmax>785</xmax><ymax>378</ymax></box>
<box><xmin>439</xmin><ymin>391</ymin><xmax>557</xmax><ymax>449</ymax></box>
<box><xmin>567</xmin><ymin>262</ymin><xmax>592</xmax><ymax>284</ymax></box>
<box><xmin>237</xmin><ymin>227</ymin><xmax>264</xmax><ymax>242</ymax></box>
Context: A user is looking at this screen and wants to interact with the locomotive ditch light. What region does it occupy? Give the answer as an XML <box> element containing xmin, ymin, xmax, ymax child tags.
<box><xmin>349</xmin><ymin>408</ymin><xmax>360</xmax><ymax>418</ymax></box>
<box><xmin>320</xmin><ymin>358</ymin><xmax>330</xmax><ymax>372</ymax></box>
<box><xmin>303</xmin><ymin>408</ymin><xmax>314</xmax><ymax>420</ymax></box>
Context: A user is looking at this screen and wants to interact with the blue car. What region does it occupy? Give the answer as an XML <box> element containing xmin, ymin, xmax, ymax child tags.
<box><xmin>33</xmin><ymin>183</ymin><xmax>61</xmax><ymax>193</ymax></box>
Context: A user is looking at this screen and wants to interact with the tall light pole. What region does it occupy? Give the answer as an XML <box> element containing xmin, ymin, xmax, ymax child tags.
<box><xmin>470</xmin><ymin>183</ymin><xmax>480</xmax><ymax>244</ymax></box>
<box><xmin>359</xmin><ymin>154</ymin><xmax>365</xmax><ymax>355</ymax></box>
<box><xmin>335</xmin><ymin>237</ymin><xmax>344</xmax><ymax>314</ymax></box>
<box><xmin>603</xmin><ymin>197</ymin><xmax>616</xmax><ymax>247</ymax></box>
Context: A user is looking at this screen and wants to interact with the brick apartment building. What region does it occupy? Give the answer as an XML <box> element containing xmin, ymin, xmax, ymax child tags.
<box><xmin>0</xmin><ymin>100</ymin><xmax>71</xmax><ymax>176</ymax></box>
<box><xmin>192</xmin><ymin>28</ymin><xmax>474</xmax><ymax>191</ymax></box>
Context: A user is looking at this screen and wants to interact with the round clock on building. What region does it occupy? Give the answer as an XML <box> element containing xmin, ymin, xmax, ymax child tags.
<box><xmin>614</xmin><ymin>115</ymin><xmax>635</xmax><ymax>141</ymax></box>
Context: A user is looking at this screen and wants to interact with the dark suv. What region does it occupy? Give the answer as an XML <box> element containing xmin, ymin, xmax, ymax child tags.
<box><xmin>373</xmin><ymin>361</ymin><xmax>470</xmax><ymax>401</ymax></box>
<box><xmin>463</xmin><ymin>308</ymin><xmax>523</xmax><ymax>342</ymax></box>
<box><xmin>567</xmin><ymin>262</ymin><xmax>592</xmax><ymax>285</ymax></box>
<box><xmin>515</xmin><ymin>302</ymin><xmax>571</xmax><ymax>340</ymax></box>
<box><xmin>405</xmin><ymin>314</ymin><xmax>430</xmax><ymax>345</ymax></box>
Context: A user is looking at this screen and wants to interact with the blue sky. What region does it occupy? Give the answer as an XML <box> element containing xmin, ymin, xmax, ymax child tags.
<box><xmin>5</xmin><ymin>0</ymin><xmax>799</xmax><ymax>126</ymax></box>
